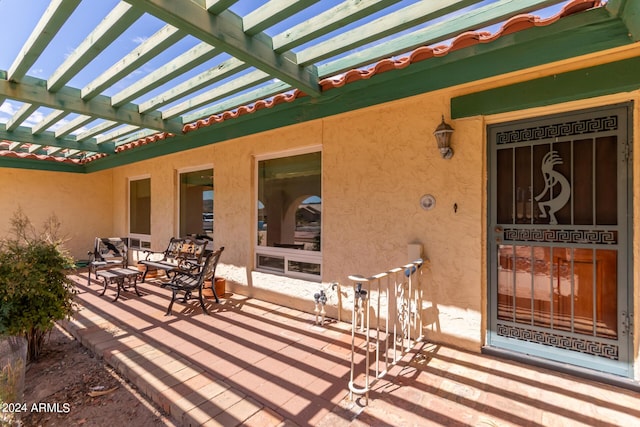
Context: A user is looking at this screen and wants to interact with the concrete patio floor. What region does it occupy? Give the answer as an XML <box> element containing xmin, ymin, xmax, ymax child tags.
<box><xmin>62</xmin><ymin>270</ymin><xmax>640</xmax><ymax>427</ymax></box>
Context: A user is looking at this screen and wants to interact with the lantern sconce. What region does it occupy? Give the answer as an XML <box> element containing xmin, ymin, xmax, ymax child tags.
<box><xmin>433</xmin><ymin>115</ymin><xmax>454</xmax><ymax>159</ymax></box>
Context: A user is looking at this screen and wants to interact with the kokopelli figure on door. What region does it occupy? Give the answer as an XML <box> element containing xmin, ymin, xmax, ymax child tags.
<box><xmin>535</xmin><ymin>151</ymin><xmax>570</xmax><ymax>225</ymax></box>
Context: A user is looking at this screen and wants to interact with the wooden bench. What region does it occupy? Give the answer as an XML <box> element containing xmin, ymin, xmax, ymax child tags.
<box><xmin>95</xmin><ymin>267</ymin><xmax>142</xmax><ymax>302</ymax></box>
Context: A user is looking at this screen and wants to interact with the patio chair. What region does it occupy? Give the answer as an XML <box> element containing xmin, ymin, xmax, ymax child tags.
<box><xmin>87</xmin><ymin>237</ymin><xmax>128</xmax><ymax>285</ymax></box>
<box><xmin>138</xmin><ymin>237</ymin><xmax>207</xmax><ymax>282</ymax></box>
<box><xmin>164</xmin><ymin>246</ymin><xmax>224</xmax><ymax>316</ymax></box>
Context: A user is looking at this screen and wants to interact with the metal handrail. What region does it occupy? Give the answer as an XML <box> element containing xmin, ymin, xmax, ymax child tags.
<box><xmin>348</xmin><ymin>259</ymin><xmax>425</xmax><ymax>405</ymax></box>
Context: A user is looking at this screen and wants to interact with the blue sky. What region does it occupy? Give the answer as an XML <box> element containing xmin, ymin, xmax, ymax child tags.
<box><xmin>0</xmin><ymin>0</ymin><xmax>569</xmax><ymax>136</ymax></box>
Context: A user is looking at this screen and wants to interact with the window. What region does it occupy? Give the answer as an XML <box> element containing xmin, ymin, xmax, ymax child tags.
<box><xmin>256</xmin><ymin>150</ymin><xmax>321</xmax><ymax>280</ymax></box>
<box><xmin>179</xmin><ymin>168</ymin><xmax>214</xmax><ymax>241</ymax></box>
<box><xmin>129</xmin><ymin>177</ymin><xmax>150</xmax><ymax>236</ymax></box>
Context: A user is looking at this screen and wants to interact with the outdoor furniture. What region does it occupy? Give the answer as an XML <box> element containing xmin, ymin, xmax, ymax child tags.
<box><xmin>164</xmin><ymin>246</ymin><xmax>224</xmax><ymax>316</ymax></box>
<box><xmin>138</xmin><ymin>237</ymin><xmax>207</xmax><ymax>282</ymax></box>
<box><xmin>95</xmin><ymin>267</ymin><xmax>142</xmax><ymax>302</ymax></box>
<box><xmin>87</xmin><ymin>237</ymin><xmax>128</xmax><ymax>285</ymax></box>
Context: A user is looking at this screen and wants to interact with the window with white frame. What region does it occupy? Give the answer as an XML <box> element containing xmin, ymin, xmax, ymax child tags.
<box><xmin>129</xmin><ymin>177</ymin><xmax>151</xmax><ymax>249</ymax></box>
<box><xmin>256</xmin><ymin>149</ymin><xmax>321</xmax><ymax>280</ymax></box>
<box><xmin>178</xmin><ymin>167</ymin><xmax>214</xmax><ymax>241</ymax></box>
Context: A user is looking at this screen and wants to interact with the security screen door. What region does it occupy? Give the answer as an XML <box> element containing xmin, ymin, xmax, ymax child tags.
<box><xmin>487</xmin><ymin>103</ymin><xmax>633</xmax><ymax>377</ymax></box>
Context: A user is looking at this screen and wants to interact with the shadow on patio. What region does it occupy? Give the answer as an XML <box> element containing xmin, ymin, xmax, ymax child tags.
<box><xmin>62</xmin><ymin>271</ymin><xmax>640</xmax><ymax>427</ymax></box>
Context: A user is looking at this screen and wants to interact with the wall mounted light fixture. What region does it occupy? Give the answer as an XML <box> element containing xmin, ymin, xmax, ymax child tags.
<box><xmin>433</xmin><ymin>115</ymin><xmax>454</xmax><ymax>159</ymax></box>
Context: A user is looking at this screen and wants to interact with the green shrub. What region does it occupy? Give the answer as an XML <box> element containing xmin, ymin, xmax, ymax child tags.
<box><xmin>0</xmin><ymin>209</ymin><xmax>76</xmax><ymax>361</ymax></box>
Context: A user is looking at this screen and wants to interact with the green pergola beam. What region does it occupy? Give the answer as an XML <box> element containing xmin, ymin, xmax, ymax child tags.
<box><xmin>272</xmin><ymin>0</ymin><xmax>401</xmax><ymax>53</ymax></box>
<box><xmin>54</xmin><ymin>114</ymin><xmax>93</xmax><ymax>138</ymax></box>
<box><xmin>122</xmin><ymin>0</ymin><xmax>321</xmax><ymax>97</ymax></box>
<box><xmin>47</xmin><ymin>2</ymin><xmax>143</xmax><ymax>92</ymax></box>
<box><xmin>7</xmin><ymin>0</ymin><xmax>81</xmax><ymax>81</ymax></box>
<box><xmin>114</xmin><ymin>128</ymin><xmax>158</xmax><ymax>146</ymax></box>
<box><xmin>0</xmin><ymin>74</ymin><xmax>183</xmax><ymax>134</ymax></box>
<box><xmin>81</xmin><ymin>24</ymin><xmax>185</xmax><ymax>100</ymax></box>
<box><xmin>619</xmin><ymin>0</ymin><xmax>640</xmax><ymax>40</ymax></box>
<box><xmin>138</xmin><ymin>57</ymin><xmax>248</xmax><ymax>113</ymax></box>
<box><xmin>243</xmin><ymin>0</ymin><xmax>319</xmax><ymax>36</ymax></box>
<box><xmin>110</xmin><ymin>42</ymin><xmax>218</xmax><ymax>107</ymax></box>
<box><xmin>296</xmin><ymin>0</ymin><xmax>484</xmax><ymax>66</ymax></box>
<box><xmin>162</xmin><ymin>69</ymin><xmax>271</xmax><ymax>120</ymax></box>
<box><xmin>32</xmin><ymin>110</ymin><xmax>68</xmax><ymax>134</ymax></box>
<box><xmin>0</xmin><ymin>124</ymin><xmax>113</xmax><ymax>153</ymax></box>
<box><xmin>75</xmin><ymin>120</ymin><xmax>119</xmax><ymax>141</ymax></box>
<box><xmin>95</xmin><ymin>124</ymin><xmax>140</xmax><ymax>144</ymax></box>
<box><xmin>5</xmin><ymin>103</ymin><xmax>39</xmax><ymax>131</ymax></box>
<box><xmin>182</xmin><ymin>80</ymin><xmax>291</xmax><ymax>123</ymax></box>
<box><xmin>203</xmin><ymin>0</ymin><xmax>239</xmax><ymax>14</ymax></box>
<box><xmin>28</xmin><ymin>144</ymin><xmax>43</xmax><ymax>154</ymax></box>
<box><xmin>319</xmin><ymin>0</ymin><xmax>567</xmax><ymax>77</ymax></box>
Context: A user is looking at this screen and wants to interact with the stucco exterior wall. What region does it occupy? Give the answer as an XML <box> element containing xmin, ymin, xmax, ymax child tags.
<box><xmin>0</xmin><ymin>167</ymin><xmax>113</xmax><ymax>259</ymax></box>
<box><xmin>321</xmin><ymin>95</ymin><xmax>485</xmax><ymax>349</ymax></box>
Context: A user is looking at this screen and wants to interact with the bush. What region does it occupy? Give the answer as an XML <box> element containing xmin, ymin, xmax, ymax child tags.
<box><xmin>0</xmin><ymin>209</ymin><xmax>76</xmax><ymax>361</ymax></box>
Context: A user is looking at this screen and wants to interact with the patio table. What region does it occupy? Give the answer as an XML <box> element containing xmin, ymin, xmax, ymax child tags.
<box><xmin>95</xmin><ymin>268</ymin><xmax>142</xmax><ymax>302</ymax></box>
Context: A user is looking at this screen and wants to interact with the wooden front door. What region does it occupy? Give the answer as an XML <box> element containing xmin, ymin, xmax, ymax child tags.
<box><xmin>487</xmin><ymin>103</ymin><xmax>633</xmax><ymax>377</ymax></box>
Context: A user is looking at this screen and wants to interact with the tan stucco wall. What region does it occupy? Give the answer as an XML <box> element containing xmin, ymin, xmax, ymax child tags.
<box><xmin>0</xmin><ymin>167</ymin><xmax>113</xmax><ymax>259</ymax></box>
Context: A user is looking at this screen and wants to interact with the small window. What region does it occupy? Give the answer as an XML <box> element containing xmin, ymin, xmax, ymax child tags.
<box><xmin>129</xmin><ymin>178</ymin><xmax>150</xmax><ymax>235</ymax></box>
<box><xmin>179</xmin><ymin>168</ymin><xmax>214</xmax><ymax>240</ymax></box>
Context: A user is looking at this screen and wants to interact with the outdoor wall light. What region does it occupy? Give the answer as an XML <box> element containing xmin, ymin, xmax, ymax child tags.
<box><xmin>433</xmin><ymin>115</ymin><xmax>454</xmax><ymax>159</ymax></box>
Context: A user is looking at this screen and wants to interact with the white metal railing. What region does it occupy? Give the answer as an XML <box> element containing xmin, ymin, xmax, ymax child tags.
<box><xmin>347</xmin><ymin>259</ymin><xmax>425</xmax><ymax>405</ymax></box>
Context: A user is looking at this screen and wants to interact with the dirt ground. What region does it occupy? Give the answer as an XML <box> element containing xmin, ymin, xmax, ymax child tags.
<box><xmin>20</xmin><ymin>324</ymin><xmax>176</xmax><ymax>427</ymax></box>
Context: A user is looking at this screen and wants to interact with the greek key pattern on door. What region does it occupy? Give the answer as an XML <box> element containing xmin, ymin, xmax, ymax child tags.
<box><xmin>496</xmin><ymin>115</ymin><xmax>618</xmax><ymax>144</ymax></box>
<box><xmin>503</xmin><ymin>229</ymin><xmax>617</xmax><ymax>245</ymax></box>
<box><xmin>497</xmin><ymin>323</ymin><xmax>619</xmax><ymax>360</ymax></box>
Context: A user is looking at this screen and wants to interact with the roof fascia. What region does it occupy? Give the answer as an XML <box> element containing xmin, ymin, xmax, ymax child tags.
<box><xmin>451</xmin><ymin>56</ymin><xmax>640</xmax><ymax>118</ymax></box>
<box><xmin>0</xmin><ymin>156</ymin><xmax>84</xmax><ymax>173</ymax></box>
<box><xmin>122</xmin><ymin>0</ymin><xmax>321</xmax><ymax>97</ymax></box>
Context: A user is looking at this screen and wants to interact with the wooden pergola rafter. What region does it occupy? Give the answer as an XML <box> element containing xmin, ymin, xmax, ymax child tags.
<box><xmin>0</xmin><ymin>0</ymin><xmax>636</xmax><ymax>171</ymax></box>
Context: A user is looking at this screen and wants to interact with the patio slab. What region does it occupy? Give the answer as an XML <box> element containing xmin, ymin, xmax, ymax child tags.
<box><xmin>62</xmin><ymin>271</ymin><xmax>640</xmax><ymax>427</ymax></box>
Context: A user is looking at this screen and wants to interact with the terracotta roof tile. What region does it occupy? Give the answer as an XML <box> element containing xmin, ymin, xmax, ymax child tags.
<box><xmin>80</xmin><ymin>153</ymin><xmax>108</xmax><ymax>164</ymax></box>
<box><xmin>114</xmin><ymin>132</ymin><xmax>174</xmax><ymax>153</ymax></box>
<box><xmin>0</xmin><ymin>150</ymin><xmax>81</xmax><ymax>164</ymax></box>
<box><xmin>182</xmin><ymin>91</ymin><xmax>306</xmax><ymax>133</ymax></box>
